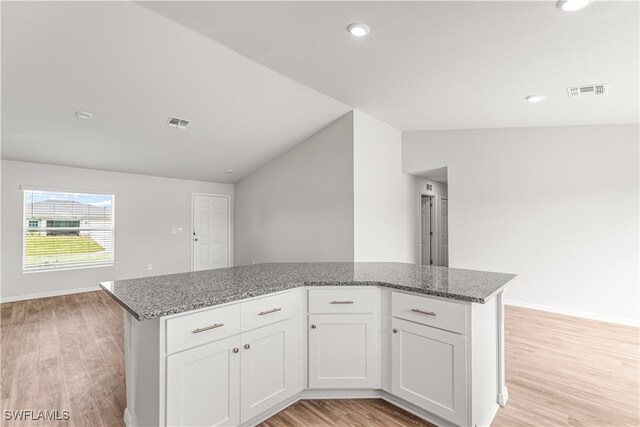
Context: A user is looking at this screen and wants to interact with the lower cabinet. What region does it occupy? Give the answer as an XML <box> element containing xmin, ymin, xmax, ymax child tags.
<box><xmin>166</xmin><ymin>334</ymin><xmax>241</xmax><ymax>427</ymax></box>
<box><xmin>166</xmin><ymin>320</ymin><xmax>299</xmax><ymax>426</ymax></box>
<box><xmin>159</xmin><ymin>289</ymin><xmax>479</xmax><ymax>427</ymax></box>
<box><xmin>240</xmin><ymin>321</ymin><xmax>299</xmax><ymax>422</ymax></box>
<box><xmin>308</xmin><ymin>314</ymin><xmax>379</xmax><ymax>388</ymax></box>
<box><xmin>391</xmin><ymin>317</ymin><xmax>468</xmax><ymax>426</ymax></box>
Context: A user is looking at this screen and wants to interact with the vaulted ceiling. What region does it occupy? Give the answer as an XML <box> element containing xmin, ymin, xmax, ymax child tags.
<box><xmin>2</xmin><ymin>1</ymin><xmax>638</xmax><ymax>183</ymax></box>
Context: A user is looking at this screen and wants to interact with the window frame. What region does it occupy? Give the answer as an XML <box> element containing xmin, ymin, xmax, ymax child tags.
<box><xmin>22</xmin><ymin>186</ymin><xmax>116</xmax><ymax>273</ymax></box>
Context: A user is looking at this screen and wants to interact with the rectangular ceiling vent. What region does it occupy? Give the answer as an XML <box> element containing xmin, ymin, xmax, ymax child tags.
<box><xmin>166</xmin><ymin>116</ymin><xmax>190</xmax><ymax>129</ymax></box>
<box><xmin>566</xmin><ymin>84</ymin><xmax>608</xmax><ymax>98</ymax></box>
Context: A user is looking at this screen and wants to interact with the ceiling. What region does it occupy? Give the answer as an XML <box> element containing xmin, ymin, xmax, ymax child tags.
<box><xmin>2</xmin><ymin>1</ymin><xmax>638</xmax><ymax>183</ymax></box>
<box><xmin>141</xmin><ymin>0</ymin><xmax>639</xmax><ymax>131</ymax></box>
<box><xmin>1</xmin><ymin>1</ymin><xmax>350</xmax><ymax>183</ymax></box>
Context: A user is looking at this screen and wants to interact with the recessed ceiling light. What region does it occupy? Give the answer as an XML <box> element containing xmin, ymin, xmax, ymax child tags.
<box><xmin>556</xmin><ymin>0</ymin><xmax>592</xmax><ymax>12</ymax></box>
<box><xmin>525</xmin><ymin>95</ymin><xmax>546</xmax><ymax>103</ymax></box>
<box><xmin>75</xmin><ymin>110</ymin><xmax>93</xmax><ymax>119</ymax></box>
<box><xmin>347</xmin><ymin>23</ymin><xmax>370</xmax><ymax>37</ymax></box>
<box><xmin>224</xmin><ymin>169</ymin><xmax>233</xmax><ymax>174</ymax></box>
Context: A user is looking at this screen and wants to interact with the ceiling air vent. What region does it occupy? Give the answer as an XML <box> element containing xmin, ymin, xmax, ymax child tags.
<box><xmin>166</xmin><ymin>116</ymin><xmax>190</xmax><ymax>129</ymax></box>
<box><xmin>566</xmin><ymin>84</ymin><xmax>608</xmax><ymax>98</ymax></box>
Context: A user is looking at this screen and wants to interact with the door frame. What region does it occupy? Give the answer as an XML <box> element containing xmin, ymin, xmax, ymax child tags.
<box><xmin>419</xmin><ymin>193</ymin><xmax>438</xmax><ymax>266</ymax></box>
<box><xmin>190</xmin><ymin>193</ymin><xmax>232</xmax><ymax>272</ymax></box>
<box><xmin>439</xmin><ymin>197</ymin><xmax>448</xmax><ymax>267</ymax></box>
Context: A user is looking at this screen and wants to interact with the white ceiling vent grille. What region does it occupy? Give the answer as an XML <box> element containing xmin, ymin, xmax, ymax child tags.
<box><xmin>567</xmin><ymin>84</ymin><xmax>608</xmax><ymax>98</ymax></box>
<box><xmin>166</xmin><ymin>116</ymin><xmax>190</xmax><ymax>129</ymax></box>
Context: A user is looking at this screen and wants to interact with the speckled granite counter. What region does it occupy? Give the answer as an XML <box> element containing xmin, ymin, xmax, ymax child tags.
<box><xmin>100</xmin><ymin>262</ymin><xmax>516</xmax><ymax>321</ymax></box>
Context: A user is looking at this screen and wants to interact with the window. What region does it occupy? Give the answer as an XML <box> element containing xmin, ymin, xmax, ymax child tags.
<box><xmin>23</xmin><ymin>189</ymin><xmax>115</xmax><ymax>271</ymax></box>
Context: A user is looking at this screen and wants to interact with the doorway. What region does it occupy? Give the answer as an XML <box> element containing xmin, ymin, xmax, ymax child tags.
<box><xmin>421</xmin><ymin>195</ymin><xmax>434</xmax><ymax>265</ymax></box>
<box><xmin>191</xmin><ymin>194</ymin><xmax>230</xmax><ymax>271</ymax></box>
<box><xmin>419</xmin><ymin>189</ymin><xmax>448</xmax><ymax>267</ymax></box>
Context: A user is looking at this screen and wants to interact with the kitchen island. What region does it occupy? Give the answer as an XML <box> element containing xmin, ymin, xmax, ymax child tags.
<box><xmin>101</xmin><ymin>262</ymin><xmax>516</xmax><ymax>427</ymax></box>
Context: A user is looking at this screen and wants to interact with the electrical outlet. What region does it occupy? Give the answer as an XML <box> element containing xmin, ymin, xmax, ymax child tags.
<box><xmin>147</xmin><ymin>264</ymin><xmax>153</xmax><ymax>270</ymax></box>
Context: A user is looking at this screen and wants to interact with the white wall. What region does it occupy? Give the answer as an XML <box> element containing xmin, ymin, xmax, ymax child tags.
<box><xmin>353</xmin><ymin>111</ymin><xmax>417</xmax><ymax>263</ymax></box>
<box><xmin>234</xmin><ymin>112</ymin><xmax>354</xmax><ymax>265</ymax></box>
<box><xmin>1</xmin><ymin>160</ymin><xmax>233</xmax><ymax>301</ymax></box>
<box><xmin>403</xmin><ymin>125</ymin><xmax>639</xmax><ymax>325</ymax></box>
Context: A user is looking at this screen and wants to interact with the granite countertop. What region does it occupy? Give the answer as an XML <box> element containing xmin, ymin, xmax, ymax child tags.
<box><xmin>100</xmin><ymin>262</ymin><xmax>516</xmax><ymax>321</ymax></box>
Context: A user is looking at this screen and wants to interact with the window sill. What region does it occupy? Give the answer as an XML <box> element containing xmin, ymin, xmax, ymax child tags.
<box><xmin>22</xmin><ymin>263</ymin><xmax>115</xmax><ymax>274</ymax></box>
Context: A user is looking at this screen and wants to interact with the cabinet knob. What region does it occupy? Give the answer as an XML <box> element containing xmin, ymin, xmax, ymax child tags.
<box><xmin>311</xmin><ymin>324</ymin><xmax>317</xmax><ymax>329</ymax></box>
<box><xmin>232</xmin><ymin>348</ymin><xmax>239</xmax><ymax>353</ymax></box>
<box><xmin>393</xmin><ymin>329</ymin><xmax>398</xmax><ymax>334</ymax></box>
<box><xmin>244</xmin><ymin>344</ymin><xmax>251</xmax><ymax>350</ymax></box>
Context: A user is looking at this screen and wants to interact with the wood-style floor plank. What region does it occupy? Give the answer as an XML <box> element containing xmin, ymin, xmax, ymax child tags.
<box><xmin>491</xmin><ymin>306</ymin><xmax>639</xmax><ymax>427</ymax></box>
<box><xmin>1</xmin><ymin>292</ymin><xmax>638</xmax><ymax>426</ymax></box>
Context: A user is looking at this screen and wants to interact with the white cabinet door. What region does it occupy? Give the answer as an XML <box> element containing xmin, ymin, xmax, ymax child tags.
<box><xmin>308</xmin><ymin>314</ymin><xmax>379</xmax><ymax>388</ymax></box>
<box><xmin>240</xmin><ymin>320</ymin><xmax>300</xmax><ymax>423</ymax></box>
<box><xmin>166</xmin><ymin>335</ymin><xmax>240</xmax><ymax>426</ymax></box>
<box><xmin>391</xmin><ymin>318</ymin><xmax>467</xmax><ymax>426</ymax></box>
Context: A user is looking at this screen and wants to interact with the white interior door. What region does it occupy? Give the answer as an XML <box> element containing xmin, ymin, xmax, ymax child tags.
<box><xmin>192</xmin><ymin>195</ymin><xmax>229</xmax><ymax>271</ymax></box>
<box><xmin>421</xmin><ymin>197</ymin><xmax>432</xmax><ymax>266</ymax></box>
<box><xmin>440</xmin><ymin>198</ymin><xmax>449</xmax><ymax>267</ymax></box>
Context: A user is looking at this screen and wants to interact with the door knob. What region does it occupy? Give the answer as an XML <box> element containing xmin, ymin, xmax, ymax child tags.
<box><xmin>232</xmin><ymin>348</ymin><xmax>239</xmax><ymax>353</ymax></box>
<box><xmin>244</xmin><ymin>344</ymin><xmax>251</xmax><ymax>350</ymax></box>
<box><xmin>393</xmin><ymin>329</ymin><xmax>398</xmax><ymax>333</ymax></box>
<box><xmin>311</xmin><ymin>324</ymin><xmax>317</xmax><ymax>329</ymax></box>
<box><xmin>194</xmin><ymin>238</ymin><xmax>198</xmax><ymax>242</ymax></box>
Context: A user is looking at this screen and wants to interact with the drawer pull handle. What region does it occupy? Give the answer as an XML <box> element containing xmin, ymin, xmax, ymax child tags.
<box><xmin>329</xmin><ymin>300</ymin><xmax>354</xmax><ymax>304</ymax></box>
<box><xmin>411</xmin><ymin>308</ymin><xmax>436</xmax><ymax>317</ymax></box>
<box><xmin>192</xmin><ymin>323</ymin><xmax>224</xmax><ymax>334</ymax></box>
<box><xmin>258</xmin><ymin>307</ymin><xmax>282</xmax><ymax>316</ymax></box>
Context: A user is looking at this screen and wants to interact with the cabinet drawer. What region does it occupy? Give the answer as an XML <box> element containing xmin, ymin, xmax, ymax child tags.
<box><xmin>308</xmin><ymin>288</ymin><xmax>377</xmax><ymax>314</ymax></box>
<box><xmin>392</xmin><ymin>292</ymin><xmax>467</xmax><ymax>335</ymax></box>
<box><xmin>241</xmin><ymin>291</ymin><xmax>295</xmax><ymax>331</ymax></box>
<box><xmin>166</xmin><ymin>304</ymin><xmax>241</xmax><ymax>354</ymax></box>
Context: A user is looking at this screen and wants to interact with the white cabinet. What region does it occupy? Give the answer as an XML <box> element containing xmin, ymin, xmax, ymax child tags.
<box><xmin>165</xmin><ymin>290</ymin><xmax>304</xmax><ymax>426</ymax></box>
<box><xmin>240</xmin><ymin>320</ymin><xmax>299</xmax><ymax>422</ymax></box>
<box><xmin>391</xmin><ymin>317</ymin><xmax>467</xmax><ymax>426</ymax></box>
<box><xmin>166</xmin><ymin>334</ymin><xmax>241</xmax><ymax>427</ymax></box>
<box><xmin>128</xmin><ymin>287</ymin><xmax>503</xmax><ymax>427</ymax></box>
<box><xmin>308</xmin><ymin>314</ymin><xmax>379</xmax><ymax>388</ymax></box>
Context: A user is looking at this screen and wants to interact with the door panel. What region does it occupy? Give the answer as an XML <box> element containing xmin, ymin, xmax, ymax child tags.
<box><xmin>391</xmin><ymin>318</ymin><xmax>466</xmax><ymax>425</ymax></box>
<box><xmin>308</xmin><ymin>314</ymin><xmax>379</xmax><ymax>388</ymax></box>
<box><xmin>440</xmin><ymin>198</ymin><xmax>448</xmax><ymax>267</ymax></box>
<box><xmin>421</xmin><ymin>197</ymin><xmax>431</xmax><ymax>266</ymax></box>
<box><xmin>241</xmin><ymin>321</ymin><xmax>299</xmax><ymax>422</ymax></box>
<box><xmin>193</xmin><ymin>195</ymin><xmax>229</xmax><ymax>271</ymax></box>
<box><xmin>166</xmin><ymin>335</ymin><xmax>240</xmax><ymax>426</ymax></box>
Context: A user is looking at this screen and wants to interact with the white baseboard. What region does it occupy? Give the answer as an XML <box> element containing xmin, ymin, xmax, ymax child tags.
<box><xmin>505</xmin><ymin>299</ymin><xmax>639</xmax><ymax>328</ymax></box>
<box><xmin>0</xmin><ymin>285</ymin><xmax>101</xmax><ymax>303</ymax></box>
<box><xmin>123</xmin><ymin>407</ymin><xmax>132</xmax><ymax>427</ymax></box>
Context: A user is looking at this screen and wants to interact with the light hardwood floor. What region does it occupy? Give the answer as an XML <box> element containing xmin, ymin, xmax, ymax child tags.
<box><xmin>1</xmin><ymin>291</ymin><xmax>638</xmax><ymax>426</ymax></box>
